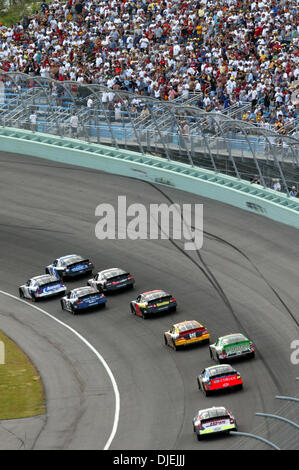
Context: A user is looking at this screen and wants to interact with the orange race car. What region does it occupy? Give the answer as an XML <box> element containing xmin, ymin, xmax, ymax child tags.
<box><xmin>164</xmin><ymin>320</ymin><xmax>210</xmax><ymax>350</ymax></box>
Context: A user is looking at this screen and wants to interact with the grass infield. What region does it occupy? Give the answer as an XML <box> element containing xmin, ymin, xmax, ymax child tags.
<box><xmin>0</xmin><ymin>330</ymin><xmax>46</xmax><ymax>419</ymax></box>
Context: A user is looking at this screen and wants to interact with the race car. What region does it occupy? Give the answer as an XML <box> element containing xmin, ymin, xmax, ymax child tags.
<box><xmin>130</xmin><ymin>290</ymin><xmax>176</xmax><ymax>319</ymax></box>
<box><xmin>209</xmin><ymin>333</ymin><xmax>255</xmax><ymax>363</ymax></box>
<box><xmin>45</xmin><ymin>254</ymin><xmax>94</xmax><ymax>279</ymax></box>
<box><xmin>164</xmin><ymin>320</ymin><xmax>210</xmax><ymax>350</ymax></box>
<box><xmin>192</xmin><ymin>406</ymin><xmax>237</xmax><ymax>440</ymax></box>
<box><xmin>60</xmin><ymin>286</ymin><xmax>107</xmax><ymax>314</ymax></box>
<box><xmin>197</xmin><ymin>365</ymin><xmax>243</xmax><ymax>396</ymax></box>
<box><xmin>19</xmin><ymin>274</ymin><xmax>66</xmax><ymax>302</ymax></box>
<box><xmin>87</xmin><ymin>268</ymin><xmax>135</xmax><ymax>293</ymax></box>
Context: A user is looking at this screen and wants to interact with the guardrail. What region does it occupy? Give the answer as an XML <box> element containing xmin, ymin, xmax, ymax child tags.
<box><xmin>232</xmin><ymin>377</ymin><xmax>299</xmax><ymax>450</ymax></box>
<box><xmin>1</xmin><ymin>126</ymin><xmax>299</xmax><ymax>231</ymax></box>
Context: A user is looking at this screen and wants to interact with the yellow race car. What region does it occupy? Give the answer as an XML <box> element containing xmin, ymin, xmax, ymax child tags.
<box><xmin>164</xmin><ymin>320</ymin><xmax>210</xmax><ymax>350</ymax></box>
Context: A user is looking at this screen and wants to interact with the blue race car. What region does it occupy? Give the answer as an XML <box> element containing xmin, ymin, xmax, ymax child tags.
<box><xmin>45</xmin><ymin>254</ymin><xmax>94</xmax><ymax>279</ymax></box>
<box><xmin>60</xmin><ymin>286</ymin><xmax>107</xmax><ymax>314</ymax></box>
<box><xmin>19</xmin><ymin>274</ymin><xmax>66</xmax><ymax>301</ymax></box>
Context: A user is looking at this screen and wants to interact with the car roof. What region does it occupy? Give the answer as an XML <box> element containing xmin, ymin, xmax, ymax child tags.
<box><xmin>31</xmin><ymin>274</ymin><xmax>57</xmax><ymax>282</ymax></box>
<box><xmin>205</xmin><ymin>365</ymin><xmax>235</xmax><ymax>375</ymax></box>
<box><xmin>59</xmin><ymin>254</ymin><xmax>79</xmax><ymax>260</ymax></box>
<box><xmin>100</xmin><ymin>268</ymin><xmax>125</xmax><ymax>274</ymax></box>
<box><xmin>72</xmin><ymin>286</ymin><xmax>96</xmax><ymax>295</ymax></box>
<box><xmin>142</xmin><ymin>289</ymin><xmax>168</xmax><ymax>296</ymax></box>
<box><xmin>175</xmin><ymin>320</ymin><xmax>202</xmax><ymax>330</ymax></box>
<box><xmin>59</xmin><ymin>254</ymin><xmax>86</xmax><ymax>263</ymax></box>
<box><xmin>198</xmin><ymin>407</ymin><xmax>228</xmax><ymax>419</ymax></box>
<box><xmin>32</xmin><ymin>274</ymin><xmax>51</xmax><ymax>280</ymax></box>
<box><xmin>219</xmin><ymin>333</ymin><xmax>248</xmax><ymax>343</ymax></box>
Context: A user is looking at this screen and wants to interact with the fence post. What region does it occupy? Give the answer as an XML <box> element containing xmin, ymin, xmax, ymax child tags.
<box><xmin>0</xmin><ymin>340</ymin><xmax>5</xmax><ymax>364</ymax></box>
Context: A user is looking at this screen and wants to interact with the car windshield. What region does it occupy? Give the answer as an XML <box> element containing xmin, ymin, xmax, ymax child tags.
<box><xmin>143</xmin><ymin>291</ymin><xmax>168</xmax><ymax>301</ymax></box>
<box><xmin>105</xmin><ymin>269</ymin><xmax>126</xmax><ymax>279</ymax></box>
<box><xmin>76</xmin><ymin>287</ymin><xmax>95</xmax><ymax>297</ymax></box>
<box><xmin>208</xmin><ymin>366</ymin><xmax>234</xmax><ymax>377</ymax></box>
<box><xmin>178</xmin><ymin>321</ymin><xmax>199</xmax><ymax>332</ymax></box>
<box><xmin>222</xmin><ymin>335</ymin><xmax>246</xmax><ymax>345</ymax></box>
<box><xmin>200</xmin><ymin>408</ymin><xmax>227</xmax><ymax>420</ymax></box>
<box><xmin>61</xmin><ymin>255</ymin><xmax>84</xmax><ymax>266</ymax></box>
<box><xmin>35</xmin><ymin>275</ymin><xmax>58</xmax><ymax>286</ymax></box>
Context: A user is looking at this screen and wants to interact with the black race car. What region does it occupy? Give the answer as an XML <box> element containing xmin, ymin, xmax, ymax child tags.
<box><xmin>130</xmin><ymin>290</ymin><xmax>177</xmax><ymax>319</ymax></box>
<box><xmin>87</xmin><ymin>268</ymin><xmax>135</xmax><ymax>293</ymax></box>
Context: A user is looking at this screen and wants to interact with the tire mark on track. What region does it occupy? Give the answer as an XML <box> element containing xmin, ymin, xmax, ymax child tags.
<box><xmin>146</xmin><ymin>183</ymin><xmax>286</xmax><ymax>397</ymax></box>
<box><xmin>0</xmin><ymin>222</ymin><xmax>72</xmax><ymax>235</ymax></box>
<box><xmin>203</xmin><ymin>232</ymin><xmax>299</xmax><ymax>328</ymax></box>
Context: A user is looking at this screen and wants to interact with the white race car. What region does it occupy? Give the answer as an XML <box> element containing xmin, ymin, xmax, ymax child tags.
<box><xmin>45</xmin><ymin>254</ymin><xmax>94</xmax><ymax>279</ymax></box>
<box><xmin>192</xmin><ymin>406</ymin><xmax>237</xmax><ymax>440</ymax></box>
<box><xmin>19</xmin><ymin>275</ymin><xmax>66</xmax><ymax>301</ymax></box>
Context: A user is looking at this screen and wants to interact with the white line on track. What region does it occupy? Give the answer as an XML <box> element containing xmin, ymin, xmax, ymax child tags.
<box><xmin>0</xmin><ymin>289</ymin><xmax>120</xmax><ymax>450</ymax></box>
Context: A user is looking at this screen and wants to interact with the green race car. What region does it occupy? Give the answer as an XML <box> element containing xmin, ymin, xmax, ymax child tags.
<box><xmin>209</xmin><ymin>333</ymin><xmax>255</xmax><ymax>363</ymax></box>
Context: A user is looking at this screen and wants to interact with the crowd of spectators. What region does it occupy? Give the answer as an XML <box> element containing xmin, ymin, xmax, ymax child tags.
<box><xmin>250</xmin><ymin>175</ymin><xmax>299</xmax><ymax>196</ymax></box>
<box><xmin>0</xmin><ymin>0</ymin><xmax>298</xmax><ymax>135</ymax></box>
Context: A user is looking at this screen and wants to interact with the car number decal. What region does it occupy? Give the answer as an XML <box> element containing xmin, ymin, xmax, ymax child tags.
<box><xmin>157</xmin><ymin>301</ymin><xmax>169</xmax><ymax>307</ymax></box>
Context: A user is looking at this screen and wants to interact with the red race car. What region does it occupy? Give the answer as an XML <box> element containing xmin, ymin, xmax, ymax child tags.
<box><xmin>197</xmin><ymin>364</ymin><xmax>243</xmax><ymax>396</ymax></box>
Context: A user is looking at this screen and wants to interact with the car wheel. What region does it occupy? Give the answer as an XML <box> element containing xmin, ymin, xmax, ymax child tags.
<box><xmin>172</xmin><ymin>339</ymin><xmax>177</xmax><ymax>351</ymax></box>
<box><xmin>216</xmin><ymin>354</ymin><xmax>223</xmax><ymax>364</ymax></box>
<box><xmin>209</xmin><ymin>347</ymin><xmax>213</xmax><ymax>359</ymax></box>
<box><xmin>197</xmin><ymin>378</ymin><xmax>201</xmax><ymax>390</ymax></box>
<box><xmin>31</xmin><ymin>293</ymin><xmax>37</xmax><ymax>302</ymax></box>
<box><xmin>60</xmin><ymin>300</ymin><xmax>65</xmax><ymax>310</ymax></box>
<box><xmin>45</xmin><ymin>267</ymin><xmax>49</xmax><ymax>274</ymax></box>
<box><xmin>19</xmin><ymin>288</ymin><xmax>24</xmax><ymax>299</ymax></box>
<box><xmin>130</xmin><ymin>303</ymin><xmax>135</xmax><ymax>314</ymax></box>
<box><xmin>164</xmin><ymin>335</ymin><xmax>168</xmax><ymax>346</ymax></box>
<box><xmin>141</xmin><ymin>309</ymin><xmax>147</xmax><ymax>319</ymax></box>
<box><xmin>204</xmin><ymin>387</ymin><xmax>211</xmax><ymax>397</ymax></box>
<box><xmin>70</xmin><ymin>305</ymin><xmax>76</xmax><ymax>315</ymax></box>
<box><xmin>250</xmin><ymin>352</ymin><xmax>255</xmax><ymax>359</ymax></box>
<box><xmin>197</xmin><ymin>434</ymin><xmax>202</xmax><ymax>441</ymax></box>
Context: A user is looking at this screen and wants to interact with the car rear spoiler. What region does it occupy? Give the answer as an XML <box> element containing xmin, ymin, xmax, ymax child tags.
<box><xmin>107</xmin><ymin>272</ymin><xmax>130</xmax><ymax>281</ymax></box>
<box><xmin>80</xmin><ymin>292</ymin><xmax>101</xmax><ymax>299</ymax></box>
<box><xmin>201</xmin><ymin>415</ymin><xmax>230</xmax><ymax>424</ymax></box>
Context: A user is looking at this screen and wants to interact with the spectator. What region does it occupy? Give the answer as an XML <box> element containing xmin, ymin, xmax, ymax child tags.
<box><xmin>70</xmin><ymin>113</ymin><xmax>79</xmax><ymax>138</ymax></box>
<box><xmin>250</xmin><ymin>175</ymin><xmax>261</xmax><ymax>185</ymax></box>
<box><xmin>0</xmin><ymin>0</ymin><xmax>297</xmax><ymax>136</ymax></box>
<box><xmin>273</xmin><ymin>179</ymin><xmax>281</xmax><ymax>192</ymax></box>
<box><xmin>29</xmin><ymin>110</ymin><xmax>37</xmax><ymax>132</ymax></box>
<box><xmin>87</xmin><ymin>97</ymin><xmax>93</xmax><ymax>109</ymax></box>
<box><xmin>289</xmin><ymin>186</ymin><xmax>297</xmax><ymax>197</ymax></box>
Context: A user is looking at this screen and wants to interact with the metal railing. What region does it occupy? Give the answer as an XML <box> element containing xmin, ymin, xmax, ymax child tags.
<box><xmin>232</xmin><ymin>377</ymin><xmax>299</xmax><ymax>450</ymax></box>
<box><xmin>0</xmin><ymin>71</ymin><xmax>299</xmax><ymax>196</ymax></box>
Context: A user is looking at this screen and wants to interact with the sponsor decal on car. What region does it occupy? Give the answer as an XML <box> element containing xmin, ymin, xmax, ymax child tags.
<box><xmin>71</xmin><ymin>264</ymin><xmax>89</xmax><ymax>272</ymax></box>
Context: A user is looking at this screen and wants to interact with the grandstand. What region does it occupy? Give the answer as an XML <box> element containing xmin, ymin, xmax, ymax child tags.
<box><xmin>0</xmin><ymin>0</ymin><xmax>298</xmax><ymax>193</ymax></box>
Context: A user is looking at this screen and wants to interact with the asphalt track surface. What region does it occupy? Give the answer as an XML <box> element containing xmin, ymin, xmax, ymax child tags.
<box><xmin>0</xmin><ymin>151</ymin><xmax>298</xmax><ymax>450</ymax></box>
